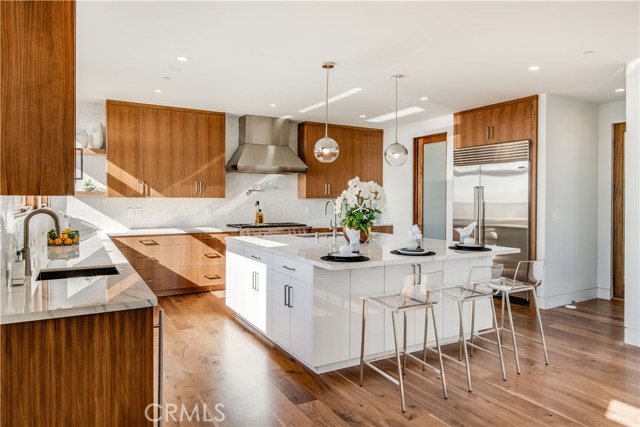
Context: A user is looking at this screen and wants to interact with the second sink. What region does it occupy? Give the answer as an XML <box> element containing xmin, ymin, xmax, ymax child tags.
<box><xmin>36</xmin><ymin>265</ymin><xmax>119</xmax><ymax>281</ymax></box>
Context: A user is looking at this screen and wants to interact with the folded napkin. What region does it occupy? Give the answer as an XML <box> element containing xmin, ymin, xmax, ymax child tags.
<box><xmin>454</xmin><ymin>222</ymin><xmax>477</xmax><ymax>242</ymax></box>
<box><xmin>408</xmin><ymin>224</ymin><xmax>423</xmax><ymax>241</ymax></box>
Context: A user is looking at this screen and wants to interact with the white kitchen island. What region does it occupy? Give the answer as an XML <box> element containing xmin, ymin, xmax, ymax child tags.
<box><xmin>226</xmin><ymin>233</ymin><xmax>519</xmax><ymax>374</ymax></box>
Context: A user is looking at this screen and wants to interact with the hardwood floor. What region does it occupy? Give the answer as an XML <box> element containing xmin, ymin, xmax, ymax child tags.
<box><xmin>156</xmin><ymin>294</ymin><xmax>639</xmax><ymax>426</ymax></box>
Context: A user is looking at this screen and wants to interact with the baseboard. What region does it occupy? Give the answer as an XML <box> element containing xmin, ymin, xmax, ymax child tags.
<box><xmin>538</xmin><ymin>288</ymin><xmax>598</xmax><ymax>309</ymax></box>
<box><xmin>597</xmin><ymin>287</ymin><xmax>612</xmax><ymax>300</ymax></box>
<box><xmin>624</xmin><ymin>328</ymin><xmax>640</xmax><ymax>347</ymax></box>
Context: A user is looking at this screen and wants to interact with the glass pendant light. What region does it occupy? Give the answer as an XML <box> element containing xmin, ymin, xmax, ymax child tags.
<box><xmin>384</xmin><ymin>74</ymin><xmax>409</xmax><ymax>166</ymax></box>
<box><xmin>313</xmin><ymin>62</ymin><xmax>339</xmax><ymax>163</ymax></box>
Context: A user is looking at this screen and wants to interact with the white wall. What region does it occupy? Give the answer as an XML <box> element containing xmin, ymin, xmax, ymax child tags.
<box><xmin>537</xmin><ymin>94</ymin><xmax>599</xmax><ymax>308</ymax></box>
<box><xmin>67</xmin><ymin>101</ymin><xmax>335</xmax><ymax>232</ymax></box>
<box><xmin>596</xmin><ymin>101</ymin><xmax>626</xmax><ymax>299</ymax></box>
<box><xmin>380</xmin><ymin>115</ymin><xmax>454</xmax><ymax>240</ymax></box>
<box><xmin>624</xmin><ymin>58</ymin><xmax>640</xmax><ymax>347</ymax></box>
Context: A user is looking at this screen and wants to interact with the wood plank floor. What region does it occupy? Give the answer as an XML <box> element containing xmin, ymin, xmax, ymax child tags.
<box><xmin>156</xmin><ymin>294</ymin><xmax>640</xmax><ymax>426</ymax></box>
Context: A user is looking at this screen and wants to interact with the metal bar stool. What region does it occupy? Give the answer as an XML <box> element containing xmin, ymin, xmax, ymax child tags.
<box><xmin>481</xmin><ymin>259</ymin><xmax>549</xmax><ymax>374</ymax></box>
<box><xmin>440</xmin><ymin>264</ymin><xmax>507</xmax><ymax>392</ymax></box>
<box><xmin>359</xmin><ymin>268</ymin><xmax>447</xmax><ymax>413</ymax></box>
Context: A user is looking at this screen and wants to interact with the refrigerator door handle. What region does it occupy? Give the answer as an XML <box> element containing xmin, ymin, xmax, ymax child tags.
<box><xmin>473</xmin><ymin>186</ymin><xmax>485</xmax><ymax>245</ymax></box>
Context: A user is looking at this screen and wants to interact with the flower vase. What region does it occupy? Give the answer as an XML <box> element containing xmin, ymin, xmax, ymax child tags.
<box><xmin>343</xmin><ymin>226</ymin><xmax>372</xmax><ymax>244</ymax></box>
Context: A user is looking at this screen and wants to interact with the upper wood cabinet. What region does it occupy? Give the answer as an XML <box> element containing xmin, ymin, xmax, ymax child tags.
<box><xmin>106</xmin><ymin>100</ymin><xmax>225</xmax><ymax>198</ymax></box>
<box><xmin>298</xmin><ymin>123</ymin><xmax>383</xmax><ymax>199</ymax></box>
<box><xmin>0</xmin><ymin>0</ymin><xmax>75</xmax><ymax>195</ymax></box>
<box><xmin>454</xmin><ymin>96</ymin><xmax>537</xmax><ymax>149</ymax></box>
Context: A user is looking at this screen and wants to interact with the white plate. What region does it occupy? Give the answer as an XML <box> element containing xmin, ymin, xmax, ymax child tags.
<box><xmin>397</xmin><ymin>248</ymin><xmax>427</xmax><ymax>255</ymax></box>
<box><xmin>455</xmin><ymin>243</ymin><xmax>485</xmax><ymax>248</ymax></box>
<box><xmin>328</xmin><ymin>252</ymin><xmax>361</xmax><ymax>258</ymax></box>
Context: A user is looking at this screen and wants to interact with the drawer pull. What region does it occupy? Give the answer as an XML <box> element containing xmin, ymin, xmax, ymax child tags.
<box><xmin>203</xmin><ymin>274</ymin><xmax>221</xmax><ymax>280</ymax></box>
<box><xmin>282</xmin><ymin>265</ymin><xmax>296</xmax><ymax>272</ymax></box>
<box><xmin>203</xmin><ymin>235</ymin><xmax>214</xmax><ymax>240</ymax></box>
<box><xmin>204</xmin><ymin>252</ymin><xmax>221</xmax><ymax>259</ymax></box>
<box><xmin>139</xmin><ymin>240</ymin><xmax>159</xmax><ymax>246</ymax></box>
<box><xmin>250</xmin><ymin>255</ymin><xmax>261</xmax><ymax>260</ymax></box>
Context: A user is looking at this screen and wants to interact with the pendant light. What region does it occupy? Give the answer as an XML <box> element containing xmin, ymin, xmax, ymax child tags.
<box><xmin>313</xmin><ymin>62</ymin><xmax>340</xmax><ymax>163</ymax></box>
<box><xmin>384</xmin><ymin>74</ymin><xmax>409</xmax><ymax>166</ymax></box>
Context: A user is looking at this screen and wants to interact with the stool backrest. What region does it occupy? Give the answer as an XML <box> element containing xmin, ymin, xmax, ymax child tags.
<box><xmin>514</xmin><ymin>259</ymin><xmax>546</xmax><ymax>288</ymax></box>
<box><xmin>465</xmin><ymin>264</ymin><xmax>504</xmax><ymax>293</ymax></box>
<box><xmin>401</xmin><ymin>269</ymin><xmax>444</xmax><ymax>300</ymax></box>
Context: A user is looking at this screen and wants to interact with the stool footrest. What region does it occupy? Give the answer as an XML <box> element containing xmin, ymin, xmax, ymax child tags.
<box><xmin>363</xmin><ymin>360</ymin><xmax>400</xmax><ymax>386</ymax></box>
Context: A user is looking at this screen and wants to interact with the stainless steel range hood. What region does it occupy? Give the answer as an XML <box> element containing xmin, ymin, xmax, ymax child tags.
<box><xmin>226</xmin><ymin>115</ymin><xmax>308</xmax><ymax>174</ymax></box>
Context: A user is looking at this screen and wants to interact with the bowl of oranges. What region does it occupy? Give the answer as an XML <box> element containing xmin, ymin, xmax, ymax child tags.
<box><xmin>48</xmin><ymin>228</ymin><xmax>80</xmax><ymax>246</ymax></box>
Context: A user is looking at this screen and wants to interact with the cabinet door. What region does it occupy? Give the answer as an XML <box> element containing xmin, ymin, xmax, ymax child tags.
<box><xmin>454</xmin><ymin>109</ymin><xmax>489</xmax><ymax>149</ymax></box>
<box><xmin>354</xmin><ymin>130</ymin><xmax>383</xmax><ymax>185</ymax></box>
<box><xmin>350</xmin><ymin>267</ymin><xmax>385</xmax><ymax>358</ymax></box>
<box><xmin>244</xmin><ymin>259</ymin><xmax>268</xmax><ymax>333</ymax></box>
<box><xmin>225</xmin><ymin>251</ymin><xmax>245</xmax><ymax>314</ymax></box>
<box><xmin>140</xmin><ymin>107</ymin><xmax>172</xmax><ymax>197</ymax></box>
<box><xmin>298</xmin><ymin>123</ymin><xmax>330</xmax><ymax>198</ymax></box>
<box><xmin>0</xmin><ymin>0</ymin><xmax>75</xmax><ymax>196</ymax></box>
<box><xmin>106</xmin><ymin>103</ymin><xmax>143</xmax><ymax>197</ymax></box>
<box><xmin>289</xmin><ymin>278</ymin><xmax>313</xmax><ymax>364</ymax></box>
<box><xmin>198</xmin><ymin>113</ymin><xmax>226</xmax><ymax>198</ymax></box>
<box><xmin>508</xmin><ymin>99</ymin><xmax>533</xmax><ymax>142</ymax></box>
<box><xmin>270</xmin><ymin>271</ymin><xmax>291</xmax><ymax>349</ymax></box>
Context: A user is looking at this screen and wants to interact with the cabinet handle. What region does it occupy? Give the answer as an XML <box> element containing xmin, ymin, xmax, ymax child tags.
<box><xmin>204</xmin><ymin>252</ymin><xmax>221</xmax><ymax>259</ymax></box>
<box><xmin>328</xmin><ymin>184</ymin><xmax>331</xmax><ymax>195</ymax></box>
<box><xmin>284</xmin><ymin>284</ymin><xmax>290</xmax><ymax>307</ymax></box>
<box><xmin>250</xmin><ymin>255</ymin><xmax>261</xmax><ymax>260</ymax></box>
<box><xmin>486</xmin><ymin>126</ymin><xmax>490</xmax><ymax>140</ymax></box>
<box><xmin>282</xmin><ymin>265</ymin><xmax>296</xmax><ymax>272</ymax></box>
<box><xmin>199</xmin><ymin>181</ymin><xmax>204</xmax><ymax>194</ymax></box>
<box><xmin>204</xmin><ymin>273</ymin><xmax>221</xmax><ymax>280</ymax></box>
<box><xmin>143</xmin><ymin>180</ymin><xmax>148</xmax><ymax>197</ymax></box>
<box><xmin>255</xmin><ymin>272</ymin><xmax>259</xmax><ymax>291</ymax></box>
<box><xmin>287</xmin><ymin>285</ymin><xmax>293</xmax><ymax>308</ymax></box>
<box><xmin>139</xmin><ymin>240</ymin><xmax>159</xmax><ymax>246</ymax></box>
<box><xmin>153</xmin><ymin>309</ymin><xmax>164</xmax><ymax>422</ymax></box>
<box><xmin>203</xmin><ymin>235</ymin><xmax>214</xmax><ymax>240</ymax></box>
<box><xmin>492</xmin><ymin>125</ymin><xmax>495</xmax><ymax>140</ymax></box>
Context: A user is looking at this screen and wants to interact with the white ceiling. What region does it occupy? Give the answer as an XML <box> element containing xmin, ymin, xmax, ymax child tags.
<box><xmin>77</xmin><ymin>1</ymin><xmax>638</xmax><ymax>129</ymax></box>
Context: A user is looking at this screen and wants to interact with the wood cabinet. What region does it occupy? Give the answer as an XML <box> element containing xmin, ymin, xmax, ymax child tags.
<box><xmin>106</xmin><ymin>100</ymin><xmax>225</xmax><ymax>198</ymax></box>
<box><xmin>111</xmin><ymin>232</ymin><xmax>234</xmax><ymax>296</ymax></box>
<box><xmin>298</xmin><ymin>122</ymin><xmax>383</xmax><ymax>198</ymax></box>
<box><xmin>1</xmin><ymin>307</ymin><xmax>153</xmax><ymax>427</ymax></box>
<box><xmin>0</xmin><ymin>0</ymin><xmax>75</xmax><ymax>195</ymax></box>
<box><xmin>454</xmin><ymin>96</ymin><xmax>537</xmax><ymax>149</ymax></box>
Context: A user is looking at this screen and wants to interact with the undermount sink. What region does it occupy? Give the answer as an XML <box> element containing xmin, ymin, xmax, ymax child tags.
<box><xmin>295</xmin><ymin>232</ymin><xmax>335</xmax><ymax>238</ymax></box>
<box><xmin>36</xmin><ymin>265</ymin><xmax>119</xmax><ymax>281</ymax></box>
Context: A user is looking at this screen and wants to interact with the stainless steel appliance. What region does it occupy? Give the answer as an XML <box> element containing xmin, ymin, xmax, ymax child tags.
<box><xmin>227</xmin><ymin>222</ymin><xmax>312</xmax><ymax>236</ymax></box>
<box><xmin>453</xmin><ymin>140</ymin><xmax>530</xmax><ymax>278</ymax></box>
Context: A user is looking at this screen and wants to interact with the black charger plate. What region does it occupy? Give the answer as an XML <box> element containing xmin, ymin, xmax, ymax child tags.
<box><xmin>321</xmin><ymin>255</ymin><xmax>370</xmax><ymax>262</ymax></box>
<box><xmin>391</xmin><ymin>250</ymin><xmax>436</xmax><ymax>256</ymax></box>
<box><xmin>448</xmin><ymin>245</ymin><xmax>492</xmax><ymax>252</ymax></box>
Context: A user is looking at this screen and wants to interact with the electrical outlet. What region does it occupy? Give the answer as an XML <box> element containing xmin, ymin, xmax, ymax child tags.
<box><xmin>128</xmin><ymin>208</ymin><xmax>135</xmax><ymax>218</ymax></box>
<box><xmin>206</xmin><ymin>207</ymin><xmax>212</xmax><ymax>217</ymax></box>
<box><xmin>552</xmin><ymin>211</ymin><xmax>560</xmax><ymax>223</ymax></box>
<box><xmin>135</xmin><ymin>207</ymin><xmax>143</xmax><ymax>217</ymax></box>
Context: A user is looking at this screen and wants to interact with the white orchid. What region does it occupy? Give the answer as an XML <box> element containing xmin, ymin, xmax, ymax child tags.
<box><xmin>335</xmin><ymin>177</ymin><xmax>386</xmax><ymax>231</ymax></box>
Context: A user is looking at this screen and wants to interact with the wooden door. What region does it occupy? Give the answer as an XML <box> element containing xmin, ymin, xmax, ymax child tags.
<box><xmin>106</xmin><ymin>103</ymin><xmax>142</xmax><ymax>197</ymax></box>
<box><xmin>612</xmin><ymin>123</ymin><xmax>626</xmax><ymax>299</ymax></box>
<box><xmin>165</xmin><ymin>110</ymin><xmax>186</xmax><ymax>197</ymax></box>
<box><xmin>140</xmin><ymin>107</ymin><xmax>172</xmax><ymax>197</ymax></box>
<box><xmin>0</xmin><ymin>0</ymin><xmax>75</xmax><ymax>195</ymax></box>
<box><xmin>198</xmin><ymin>113</ymin><xmax>226</xmax><ymax>198</ymax></box>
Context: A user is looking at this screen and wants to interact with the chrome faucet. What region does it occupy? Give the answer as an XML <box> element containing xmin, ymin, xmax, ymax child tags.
<box><xmin>324</xmin><ymin>200</ymin><xmax>338</xmax><ymax>246</ymax></box>
<box><xmin>21</xmin><ymin>208</ymin><xmax>61</xmax><ymax>277</ymax></box>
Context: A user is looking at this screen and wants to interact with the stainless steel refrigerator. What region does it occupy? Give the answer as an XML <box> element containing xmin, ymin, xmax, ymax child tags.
<box><xmin>453</xmin><ymin>140</ymin><xmax>530</xmax><ymax>278</ymax></box>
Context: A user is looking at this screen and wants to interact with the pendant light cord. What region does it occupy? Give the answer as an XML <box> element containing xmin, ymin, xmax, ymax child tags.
<box><xmin>325</xmin><ymin>65</ymin><xmax>329</xmax><ymax>139</ymax></box>
<box><xmin>394</xmin><ymin>76</ymin><xmax>398</xmax><ymax>143</ymax></box>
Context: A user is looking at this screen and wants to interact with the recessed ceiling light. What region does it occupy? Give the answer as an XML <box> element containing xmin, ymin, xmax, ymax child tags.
<box><xmin>298</xmin><ymin>87</ymin><xmax>363</xmax><ymax>113</ymax></box>
<box><xmin>615</xmin><ymin>88</ymin><xmax>625</xmax><ymax>93</ymax></box>
<box><xmin>269</xmin><ymin>104</ymin><xmax>277</xmax><ymax>107</ymax></box>
<box><xmin>162</xmin><ymin>76</ymin><xmax>172</xmax><ymax>80</ymax></box>
<box><xmin>359</xmin><ymin>115</ymin><xmax>366</xmax><ymax>118</ymax></box>
<box><xmin>366</xmin><ymin>106</ymin><xmax>426</xmax><ymax>123</ymax></box>
<box><xmin>528</xmin><ymin>65</ymin><xmax>540</xmax><ymax>71</ymax></box>
<box><xmin>420</xmin><ymin>96</ymin><xmax>429</xmax><ymax>101</ymax></box>
<box><xmin>177</xmin><ymin>56</ymin><xmax>190</xmax><ymax>62</ymax></box>
<box><xmin>583</xmin><ymin>50</ymin><xmax>596</xmax><ymax>55</ymax></box>
<box><xmin>154</xmin><ymin>89</ymin><xmax>164</xmax><ymax>93</ymax></box>
<box><xmin>280</xmin><ymin>115</ymin><xmax>293</xmax><ymax>119</ymax></box>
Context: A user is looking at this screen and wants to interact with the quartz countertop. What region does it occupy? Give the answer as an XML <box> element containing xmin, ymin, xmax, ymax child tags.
<box><xmin>107</xmin><ymin>226</ymin><xmax>234</xmax><ymax>236</ymax></box>
<box><xmin>0</xmin><ymin>229</ymin><xmax>157</xmax><ymax>325</ymax></box>
<box><xmin>228</xmin><ymin>233</ymin><xmax>520</xmax><ymax>271</ymax></box>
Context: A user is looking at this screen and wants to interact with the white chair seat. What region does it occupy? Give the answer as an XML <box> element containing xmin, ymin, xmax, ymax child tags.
<box><xmin>483</xmin><ymin>277</ymin><xmax>533</xmax><ymax>293</ymax></box>
<box><xmin>440</xmin><ymin>284</ymin><xmax>495</xmax><ymax>301</ymax></box>
<box><xmin>364</xmin><ymin>292</ymin><xmax>439</xmax><ymax>313</ymax></box>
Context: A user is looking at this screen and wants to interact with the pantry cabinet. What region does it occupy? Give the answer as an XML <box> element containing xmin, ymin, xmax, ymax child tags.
<box><xmin>106</xmin><ymin>100</ymin><xmax>225</xmax><ymax>198</ymax></box>
<box><xmin>454</xmin><ymin>96</ymin><xmax>537</xmax><ymax>149</ymax></box>
<box><xmin>298</xmin><ymin>122</ymin><xmax>383</xmax><ymax>198</ymax></box>
<box><xmin>0</xmin><ymin>0</ymin><xmax>75</xmax><ymax>195</ymax></box>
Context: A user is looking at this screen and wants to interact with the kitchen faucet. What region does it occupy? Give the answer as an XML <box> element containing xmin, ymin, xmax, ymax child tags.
<box><xmin>21</xmin><ymin>208</ymin><xmax>61</xmax><ymax>277</ymax></box>
<box><xmin>324</xmin><ymin>200</ymin><xmax>338</xmax><ymax>246</ymax></box>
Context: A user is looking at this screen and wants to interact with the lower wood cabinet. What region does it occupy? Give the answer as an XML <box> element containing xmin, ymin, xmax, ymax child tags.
<box><xmin>0</xmin><ymin>308</ymin><xmax>153</xmax><ymax>427</ymax></box>
<box><xmin>111</xmin><ymin>232</ymin><xmax>234</xmax><ymax>296</ymax></box>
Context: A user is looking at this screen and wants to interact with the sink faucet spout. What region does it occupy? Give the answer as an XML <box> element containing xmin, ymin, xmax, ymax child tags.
<box><xmin>22</xmin><ymin>208</ymin><xmax>61</xmax><ymax>277</ymax></box>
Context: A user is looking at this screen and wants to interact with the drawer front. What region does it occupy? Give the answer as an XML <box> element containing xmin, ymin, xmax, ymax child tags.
<box><xmin>137</xmin><ymin>267</ymin><xmax>178</xmax><ymax>292</ymax></box>
<box><xmin>109</xmin><ymin>234</ymin><xmax>189</xmax><ymax>248</ymax></box>
<box><xmin>131</xmin><ymin>244</ymin><xmax>190</xmax><ymax>269</ymax></box>
<box><xmin>243</xmin><ymin>246</ymin><xmax>272</xmax><ymax>269</ymax></box>
<box><xmin>272</xmin><ymin>254</ymin><xmax>313</xmax><ymax>284</ymax></box>
<box><xmin>175</xmin><ymin>265</ymin><xmax>225</xmax><ymax>288</ymax></box>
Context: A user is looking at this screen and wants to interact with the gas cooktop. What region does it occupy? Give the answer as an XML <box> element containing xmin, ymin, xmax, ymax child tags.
<box><xmin>227</xmin><ymin>222</ymin><xmax>308</xmax><ymax>229</ymax></box>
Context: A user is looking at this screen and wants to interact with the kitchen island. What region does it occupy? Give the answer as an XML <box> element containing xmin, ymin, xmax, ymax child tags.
<box><xmin>226</xmin><ymin>233</ymin><xmax>519</xmax><ymax>373</ymax></box>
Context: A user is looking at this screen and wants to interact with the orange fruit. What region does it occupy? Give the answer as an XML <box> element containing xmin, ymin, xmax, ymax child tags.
<box><xmin>54</xmin><ymin>238</ymin><xmax>62</xmax><ymax>246</ymax></box>
<box><xmin>48</xmin><ymin>238</ymin><xmax>54</xmax><ymax>245</ymax></box>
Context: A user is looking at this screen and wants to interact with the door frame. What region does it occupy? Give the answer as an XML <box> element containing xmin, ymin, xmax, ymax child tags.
<box><xmin>413</xmin><ymin>132</ymin><xmax>448</xmax><ymax>229</ymax></box>
<box><xmin>612</xmin><ymin>122</ymin><xmax>626</xmax><ymax>299</ymax></box>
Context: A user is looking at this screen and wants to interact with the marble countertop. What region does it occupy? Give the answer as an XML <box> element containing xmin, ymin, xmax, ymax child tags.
<box><xmin>0</xmin><ymin>229</ymin><xmax>157</xmax><ymax>325</ymax></box>
<box><xmin>107</xmin><ymin>226</ymin><xmax>234</xmax><ymax>236</ymax></box>
<box><xmin>228</xmin><ymin>233</ymin><xmax>520</xmax><ymax>271</ymax></box>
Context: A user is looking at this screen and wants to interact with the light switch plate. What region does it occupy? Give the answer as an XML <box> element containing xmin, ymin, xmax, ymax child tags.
<box><xmin>127</xmin><ymin>208</ymin><xmax>135</xmax><ymax>218</ymax></box>
<box><xmin>135</xmin><ymin>208</ymin><xmax>143</xmax><ymax>217</ymax></box>
<box><xmin>552</xmin><ymin>211</ymin><xmax>560</xmax><ymax>222</ymax></box>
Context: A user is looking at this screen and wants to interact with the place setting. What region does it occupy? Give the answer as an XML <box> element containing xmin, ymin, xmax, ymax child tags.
<box><xmin>390</xmin><ymin>225</ymin><xmax>436</xmax><ymax>256</ymax></box>
<box><xmin>448</xmin><ymin>222</ymin><xmax>492</xmax><ymax>252</ymax></box>
<box><xmin>321</xmin><ymin>227</ymin><xmax>370</xmax><ymax>262</ymax></box>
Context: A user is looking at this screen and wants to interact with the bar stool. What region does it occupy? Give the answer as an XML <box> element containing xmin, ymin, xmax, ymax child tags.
<box><xmin>440</xmin><ymin>264</ymin><xmax>507</xmax><ymax>392</ymax></box>
<box><xmin>359</xmin><ymin>268</ymin><xmax>447</xmax><ymax>413</ymax></box>
<box><xmin>481</xmin><ymin>259</ymin><xmax>549</xmax><ymax>374</ymax></box>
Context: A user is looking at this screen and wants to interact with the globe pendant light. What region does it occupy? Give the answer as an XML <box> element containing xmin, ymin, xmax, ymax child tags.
<box><xmin>384</xmin><ymin>74</ymin><xmax>409</xmax><ymax>166</ymax></box>
<box><xmin>313</xmin><ymin>62</ymin><xmax>339</xmax><ymax>163</ymax></box>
